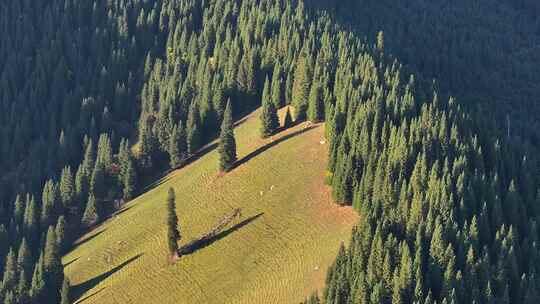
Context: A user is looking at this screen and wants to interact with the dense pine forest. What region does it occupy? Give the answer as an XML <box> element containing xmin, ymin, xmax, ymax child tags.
<box><xmin>0</xmin><ymin>0</ymin><xmax>538</xmax><ymax>303</ymax></box>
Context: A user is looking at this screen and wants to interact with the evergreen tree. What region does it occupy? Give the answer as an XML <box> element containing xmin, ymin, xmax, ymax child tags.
<box><xmin>187</xmin><ymin>102</ymin><xmax>202</xmax><ymax>155</ymax></box>
<box><xmin>17</xmin><ymin>238</ymin><xmax>32</xmax><ymax>276</ymax></box>
<box><xmin>123</xmin><ymin>155</ymin><xmax>138</xmax><ymax>201</ymax></box>
<box><xmin>82</xmin><ymin>140</ymin><xmax>95</xmax><ymax>174</ymax></box>
<box><xmin>292</xmin><ymin>54</ymin><xmax>311</xmax><ymax>121</ymax></box>
<box><xmin>13</xmin><ymin>195</ymin><xmax>24</xmax><ymax>225</ymax></box>
<box><xmin>59</xmin><ymin>166</ymin><xmax>75</xmax><ymax>212</ymax></box>
<box><xmin>43</xmin><ymin>227</ymin><xmax>63</xmax><ymax>303</ymax></box>
<box><xmin>166</xmin><ymin>188</ymin><xmax>181</xmax><ymax>259</ymax></box>
<box><xmin>271</xmin><ymin>62</ymin><xmax>284</xmax><ymax>109</ymax></box>
<box><xmin>30</xmin><ymin>254</ymin><xmax>45</xmax><ymax>303</ymax></box>
<box><xmin>307</xmin><ymin>80</ymin><xmax>324</xmax><ymax>123</ymax></box>
<box><xmin>81</xmin><ymin>194</ymin><xmax>99</xmax><ymax>228</ymax></box>
<box><xmin>90</xmin><ymin>162</ymin><xmax>106</xmax><ymax>200</ymax></box>
<box><xmin>60</xmin><ymin>277</ymin><xmax>70</xmax><ymax>304</ymax></box>
<box><xmin>218</xmin><ymin>100</ymin><xmax>237</xmax><ymax>172</ymax></box>
<box><xmin>2</xmin><ymin>248</ymin><xmax>17</xmax><ymax>291</ymax></box>
<box><xmin>97</xmin><ymin>133</ymin><xmax>113</xmax><ymax>170</ymax></box>
<box><xmin>75</xmin><ymin>164</ymin><xmax>89</xmax><ymax>212</ymax></box>
<box><xmin>169</xmin><ymin>122</ymin><xmax>187</xmax><ymax>168</ymax></box>
<box><xmin>40</xmin><ymin>180</ymin><xmax>60</xmax><ymax>229</ymax></box>
<box><xmin>55</xmin><ymin>216</ymin><xmax>67</xmax><ymax>253</ymax></box>
<box><xmin>283</xmin><ymin>107</ymin><xmax>293</xmax><ymax>129</ymax></box>
<box><xmin>17</xmin><ymin>269</ymin><xmax>29</xmax><ymax>304</ymax></box>
<box><xmin>138</xmin><ymin>119</ymin><xmax>156</xmax><ymax>170</ymax></box>
<box><xmin>260</xmin><ymin>77</ymin><xmax>280</xmax><ymax>138</ymax></box>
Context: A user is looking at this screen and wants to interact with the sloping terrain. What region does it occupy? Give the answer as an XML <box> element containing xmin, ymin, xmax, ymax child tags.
<box><xmin>63</xmin><ymin>108</ymin><xmax>358</xmax><ymax>304</ymax></box>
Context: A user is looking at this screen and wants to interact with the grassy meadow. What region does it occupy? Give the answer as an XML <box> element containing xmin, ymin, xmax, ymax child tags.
<box><xmin>64</xmin><ymin>108</ymin><xmax>358</xmax><ymax>304</ymax></box>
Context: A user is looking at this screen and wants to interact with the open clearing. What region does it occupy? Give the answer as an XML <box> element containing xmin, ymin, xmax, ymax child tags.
<box><xmin>63</xmin><ymin>108</ymin><xmax>359</xmax><ymax>304</ymax></box>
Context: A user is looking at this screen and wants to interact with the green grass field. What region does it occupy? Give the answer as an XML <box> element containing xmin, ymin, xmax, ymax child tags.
<box><xmin>64</xmin><ymin>108</ymin><xmax>358</xmax><ymax>304</ymax></box>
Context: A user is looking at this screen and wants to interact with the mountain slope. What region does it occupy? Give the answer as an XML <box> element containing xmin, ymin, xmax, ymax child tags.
<box><xmin>63</xmin><ymin>108</ymin><xmax>358</xmax><ymax>304</ymax></box>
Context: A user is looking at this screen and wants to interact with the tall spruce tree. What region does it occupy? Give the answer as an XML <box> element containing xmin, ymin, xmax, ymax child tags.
<box><xmin>123</xmin><ymin>155</ymin><xmax>137</xmax><ymax>201</ymax></box>
<box><xmin>271</xmin><ymin>62</ymin><xmax>284</xmax><ymax>109</ymax></box>
<box><xmin>218</xmin><ymin>100</ymin><xmax>237</xmax><ymax>172</ymax></box>
<box><xmin>43</xmin><ymin>227</ymin><xmax>63</xmax><ymax>303</ymax></box>
<box><xmin>166</xmin><ymin>188</ymin><xmax>181</xmax><ymax>259</ymax></box>
<box><xmin>90</xmin><ymin>161</ymin><xmax>106</xmax><ymax>200</ymax></box>
<box><xmin>260</xmin><ymin>77</ymin><xmax>280</xmax><ymax>138</ymax></box>
<box><xmin>187</xmin><ymin>102</ymin><xmax>202</xmax><ymax>155</ymax></box>
<box><xmin>307</xmin><ymin>80</ymin><xmax>324</xmax><ymax>123</ymax></box>
<box><xmin>168</xmin><ymin>122</ymin><xmax>187</xmax><ymax>168</ymax></box>
<box><xmin>81</xmin><ymin>194</ymin><xmax>99</xmax><ymax>228</ymax></box>
<box><xmin>292</xmin><ymin>53</ymin><xmax>311</xmax><ymax>121</ymax></box>
<box><xmin>2</xmin><ymin>248</ymin><xmax>17</xmax><ymax>291</ymax></box>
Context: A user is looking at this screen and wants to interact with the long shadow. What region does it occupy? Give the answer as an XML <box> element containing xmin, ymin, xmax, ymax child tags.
<box><xmin>137</xmin><ymin>108</ymin><xmax>257</xmax><ymax>194</ymax></box>
<box><xmin>173</xmin><ymin>142</ymin><xmax>219</xmax><ymax>171</ymax></box>
<box><xmin>142</xmin><ymin>142</ymin><xmax>219</xmax><ymax>194</ymax></box>
<box><xmin>72</xmin><ymin>229</ymin><xmax>107</xmax><ymax>249</ymax></box>
<box><xmin>112</xmin><ymin>205</ymin><xmax>133</xmax><ymax>217</ymax></box>
<box><xmin>72</xmin><ymin>254</ymin><xmax>143</xmax><ymax>302</ymax></box>
<box><xmin>232</xmin><ymin>125</ymin><xmax>319</xmax><ymax>170</ymax></box>
<box><xmin>63</xmin><ymin>257</ymin><xmax>80</xmax><ymax>268</ymax></box>
<box><xmin>179</xmin><ymin>213</ymin><xmax>264</xmax><ymax>256</ymax></box>
<box><xmin>75</xmin><ymin>287</ymin><xmax>106</xmax><ymax>304</ymax></box>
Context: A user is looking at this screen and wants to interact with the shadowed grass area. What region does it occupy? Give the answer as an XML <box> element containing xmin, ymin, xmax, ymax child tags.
<box><xmin>72</xmin><ymin>254</ymin><xmax>143</xmax><ymax>300</ymax></box>
<box><xmin>180</xmin><ymin>212</ymin><xmax>264</xmax><ymax>256</ymax></box>
<box><xmin>63</xmin><ymin>107</ymin><xmax>358</xmax><ymax>304</ymax></box>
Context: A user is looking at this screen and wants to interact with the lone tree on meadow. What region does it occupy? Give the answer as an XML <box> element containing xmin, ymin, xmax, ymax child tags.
<box><xmin>218</xmin><ymin>100</ymin><xmax>237</xmax><ymax>172</ymax></box>
<box><xmin>260</xmin><ymin>77</ymin><xmax>280</xmax><ymax>138</ymax></box>
<box><xmin>167</xmin><ymin>188</ymin><xmax>181</xmax><ymax>260</ymax></box>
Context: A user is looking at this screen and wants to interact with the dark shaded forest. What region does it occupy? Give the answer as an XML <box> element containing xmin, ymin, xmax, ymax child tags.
<box><xmin>0</xmin><ymin>0</ymin><xmax>538</xmax><ymax>303</ymax></box>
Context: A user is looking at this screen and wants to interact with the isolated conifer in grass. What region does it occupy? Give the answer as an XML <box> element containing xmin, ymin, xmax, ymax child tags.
<box><xmin>167</xmin><ymin>188</ymin><xmax>181</xmax><ymax>259</ymax></box>
<box><xmin>81</xmin><ymin>193</ymin><xmax>99</xmax><ymax>228</ymax></box>
<box><xmin>219</xmin><ymin>100</ymin><xmax>237</xmax><ymax>172</ymax></box>
<box><xmin>283</xmin><ymin>107</ymin><xmax>293</xmax><ymax>129</ymax></box>
<box><xmin>260</xmin><ymin>78</ymin><xmax>280</xmax><ymax>138</ymax></box>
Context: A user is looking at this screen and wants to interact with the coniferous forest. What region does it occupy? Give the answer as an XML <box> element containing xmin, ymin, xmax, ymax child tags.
<box><xmin>0</xmin><ymin>0</ymin><xmax>539</xmax><ymax>303</ymax></box>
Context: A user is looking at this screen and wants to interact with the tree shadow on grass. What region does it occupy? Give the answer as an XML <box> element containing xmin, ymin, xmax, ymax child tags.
<box><xmin>112</xmin><ymin>205</ymin><xmax>133</xmax><ymax>217</ymax></box>
<box><xmin>63</xmin><ymin>256</ymin><xmax>80</xmax><ymax>268</ymax></box>
<box><xmin>232</xmin><ymin>125</ymin><xmax>319</xmax><ymax>171</ymax></box>
<box><xmin>179</xmin><ymin>213</ymin><xmax>264</xmax><ymax>256</ymax></box>
<box><xmin>72</xmin><ymin>254</ymin><xmax>143</xmax><ymax>302</ymax></box>
<box><xmin>142</xmin><ymin>142</ymin><xmax>219</xmax><ymax>193</ymax></box>
<box><xmin>75</xmin><ymin>287</ymin><xmax>106</xmax><ymax>304</ymax></box>
<box><xmin>72</xmin><ymin>229</ymin><xmax>107</xmax><ymax>250</ymax></box>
